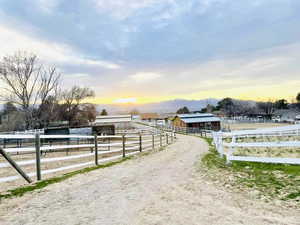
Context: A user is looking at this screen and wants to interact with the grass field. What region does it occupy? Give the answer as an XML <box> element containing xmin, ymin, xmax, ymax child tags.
<box><xmin>200</xmin><ymin>137</ymin><xmax>300</xmax><ymax>208</ymax></box>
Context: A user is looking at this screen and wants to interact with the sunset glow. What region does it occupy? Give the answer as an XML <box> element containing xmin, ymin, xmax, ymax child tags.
<box><xmin>113</xmin><ymin>98</ymin><xmax>137</xmax><ymax>104</ymax></box>
<box><xmin>0</xmin><ymin>1</ymin><xmax>299</xmax><ymax>105</ymax></box>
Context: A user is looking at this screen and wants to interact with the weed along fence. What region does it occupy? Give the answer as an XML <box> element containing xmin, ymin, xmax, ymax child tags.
<box><xmin>212</xmin><ymin>124</ymin><xmax>300</xmax><ymax>165</ymax></box>
<box><xmin>0</xmin><ymin>131</ymin><xmax>175</xmax><ymax>191</ymax></box>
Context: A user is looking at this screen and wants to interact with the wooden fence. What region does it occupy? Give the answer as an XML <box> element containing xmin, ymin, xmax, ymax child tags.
<box><xmin>0</xmin><ymin>131</ymin><xmax>175</xmax><ymax>190</ymax></box>
<box><xmin>212</xmin><ymin>124</ymin><xmax>300</xmax><ymax>165</ymax></box>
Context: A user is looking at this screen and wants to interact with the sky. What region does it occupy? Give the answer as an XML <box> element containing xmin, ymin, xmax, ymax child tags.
<box><xmin>0</xmin><ymin>0</ymin><xmax>300</xmax><ymax>104</ymax></box>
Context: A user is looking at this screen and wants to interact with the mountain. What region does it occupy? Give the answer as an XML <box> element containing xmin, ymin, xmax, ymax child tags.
<box><xmin>97</xmin><ymin>98</ymin><xmax>219</xmax><ymax>114</ymax></box>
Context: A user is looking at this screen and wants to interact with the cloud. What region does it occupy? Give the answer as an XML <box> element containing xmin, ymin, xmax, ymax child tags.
<box><xmin>0</xmin><ymin>23</ymin><xmax>121</xmax><ymax>70</ymax></box>
<box><xmin>129</xmin><ymin>72</ymin><xmax>162</xmax><ymax>83</ymax></box>
<box><xmin>93</xmin><ymin>0</ymin><xmax>161</xmax><ymax>19</ymax></box>
<box><xmin>1</xmin><ymin>0</ymin><xmax>300</xmax><ymax>103</ymax></box>
<box><xmin>32</xmin><ymin>0</ymin><xmax>61</xmax><ymax>13</ymax></box>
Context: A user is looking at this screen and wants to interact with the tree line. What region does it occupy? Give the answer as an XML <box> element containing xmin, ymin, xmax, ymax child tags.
<box><xmin>0</xmin><ymin>51</ymin><xmax>97</xmax><ymax>131</ymax></box>
<box><xmin>177</xmin><ymin>95</ymin><xmax>300</xmax><ymax>117</ymax></box>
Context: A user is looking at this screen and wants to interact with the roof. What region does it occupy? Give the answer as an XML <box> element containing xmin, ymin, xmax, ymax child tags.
<box><xmin>94</xmin><ymin>115</ymin><xmax>132</xmax><ymax>124</ymax></box>
<box><xmin>140</xmin><ymin>113</ymin><xmax>160</xmax><ymax>120</ymax></box>
<box><xmin>181</xmin><ymin>117</ymin><xmax>221</xmax><ymax>123</ymax></box>
<box><xmin>175</xmin><ymin>113</ymin><xmax>220</xmax><ymax>123</ymax></box>
<box><xmin>177</xmin><ymin>113</ymin><xmax>215</xmax><ymax>119</ymax></box>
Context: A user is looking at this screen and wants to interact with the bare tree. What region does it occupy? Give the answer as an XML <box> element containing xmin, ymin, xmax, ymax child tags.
<box><xmin>0</xmin><ymin>51</ymin><xmax>61</xmax><ymax>129</ymax></box>
<box><xmin>61</xmin><ymin>86</ymin><xmax>95</xmax><ymax>125</ymax></box>
<box><xmin>257</xmin><ymin>100</ymin><xmax>275</xmax><ymax>115</ymax></box>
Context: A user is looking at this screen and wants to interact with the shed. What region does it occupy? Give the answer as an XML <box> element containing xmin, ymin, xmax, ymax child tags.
<box><xmin>92</xmin><ymin>125</ymin><xmax>115</xmax><ymax>135</ymax></box>
<box><xmin>172</xmin><ymin>113</ymin><xmax>221</xmax><ymax>131</ymax></box>
<box><xmin>93</xmin><ymin>114</ymin><xmax>132</xmax><ymax>130</ymax></box>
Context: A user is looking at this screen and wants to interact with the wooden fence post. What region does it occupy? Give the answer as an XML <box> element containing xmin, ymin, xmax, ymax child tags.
<box><xmin>160</xmin><ymin>133</ymin><xmax>162</xmax><ymax>147</ymax></box>
<box><xmin>122</xmin><ymin>135</ymin><xmax>126</xmax><ymax>158</ymax></box>
<box><xmin>152</xmin><ymin>133</ymin><xmax>155</xmax><ymax>150</ymax></box>
<box><xmin>0</xmin><ymin>148</ymin><xmax>32</xmax><ymax>183</ymax></box>
<box><xmin>94</xmin><ymin>134</ymin><xmax>98</xmax><ymax>165</ymax></box>
<box><xmin>108</xmin><ymin>137</ymin><xmax>111</xmax><ymax>151</ymax></box>
<box><xmin>35</xmin><ymin>133</ymin><xmax>42</xmax><ymax>181</ymax></box>
<box><xmin>139</xmin><ymin>133</ymin><xmax>142</xmax><ymax>152</ymax></box>
<box><xmin>166</xmin><ymin>133</ymin><xmax>169</xmax><ymax>145</ymax></box>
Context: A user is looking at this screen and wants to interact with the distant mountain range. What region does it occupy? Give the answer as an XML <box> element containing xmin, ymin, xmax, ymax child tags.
<box><xmin>97</xmin><ymin>98</ymin><xmax>219</xmax><ymax>114</ymax></box>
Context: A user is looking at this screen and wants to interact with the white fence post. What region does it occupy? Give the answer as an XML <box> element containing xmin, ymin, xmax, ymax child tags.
<box><xmin>219</xmin><ymin>132</ymin><xmax>224</xmax><ymax>157</ymax></box>
<box><xmin>226</xmin><ymin>135</ymin><xmax>235</xmax><ymax>164</ymax></box>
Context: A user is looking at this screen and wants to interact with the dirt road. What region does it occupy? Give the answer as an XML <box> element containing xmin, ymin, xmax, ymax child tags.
<box><xmin>0</xmin><ymin>135</ymin><xmax>299</xmax><ymax>225</ymax></box>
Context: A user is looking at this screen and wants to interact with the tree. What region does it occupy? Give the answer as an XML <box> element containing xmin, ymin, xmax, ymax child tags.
<box><xmin>297</xmin><ymin>93</ymin><xmax>300</xmax><ymax>103</ymax></box>
<box><xmin>274</xmin><ymin>99</ymin><xmax>288</xmax><ymax>109</ymax></box>
<box><xmin>69</xmin><ymin>103</ymin><xmax>97</xmax><ymax>126</ymax></box>
<box><xmin>100</xmin><ymin>109</ymin><xmax>108</xmax><ymax>116</ymax></box>
<box><xmin>36</xmin><ymin>95</ymin><xmax>61</xmax><ymax>128</ymax></box>
<box><xmin>216</xmin><ymin>98</ymin><xmax>235</xmax><ymax>116</ymax></box>
<box><xmin>201</xmin><ymin>104</ymin><xmax>215</xmax><ymax>113</ymax></box>
<box><xmin>257</xmin><ymin>100</ymin><xmax>275</xmax><ymax>115</ymax></box>
<box><xmin>61</xmin><ymin>86</ymin><xmax>95</xmax><ymax>126</ymax></box>
<box><xmin>176</xmin><ymin>106</ymin><xmax>190</xmax><ymax>114</ymax></box>
<box><xmin>0</xmin><ymin>51</ymin><xmax>60</xmax><ymax>129</ymax></box>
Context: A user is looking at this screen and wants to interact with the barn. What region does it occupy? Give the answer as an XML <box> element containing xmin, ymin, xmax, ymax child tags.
<box><xmin>172</xmin><ymin>113</ymin><xmax>221</xmax><ymax>131</ymax></box>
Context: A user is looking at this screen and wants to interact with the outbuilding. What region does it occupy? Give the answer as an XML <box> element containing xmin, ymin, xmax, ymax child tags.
<box><xmin>172</xmin><ymin>113</ymin><xmax>221</xmax><ymax>131</ymax></box>
<box><xmin>93</xmin><ymin>115</ymin><xmax>133</xmax><ymax>130</ymax></box>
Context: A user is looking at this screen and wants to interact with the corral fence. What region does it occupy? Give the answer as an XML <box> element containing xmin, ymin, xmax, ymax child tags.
<box><xmin>212</xmin><ymin>124</ymin><xmax>300</xmax><ymax>165</ymax></box>
<box><xmin>171</xmin><ymin>126</ymin><xmax>212</xmax><ymax>137</ymax></box>
<box><xmin>0</xmin><ymin>130</ymin><xmax>176</xmax><ymax>190</ymax></box>
<box><xmin>142</xmin><ymin>123</ymin><xmax>213</xmax><ymax>137</ymax></box>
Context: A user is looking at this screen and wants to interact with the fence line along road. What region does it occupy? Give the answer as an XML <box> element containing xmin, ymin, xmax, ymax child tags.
<box><xmin>0</xmin><ymin>130</ymin><xmax>176</xmax><ymax>188</ymax></box>
<box><xmin>212</xmin><ymin>124</ymin><xmax>300</xmax><ymax>165</ymax></box>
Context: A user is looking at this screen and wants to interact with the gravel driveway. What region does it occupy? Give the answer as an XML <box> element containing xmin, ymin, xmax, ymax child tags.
<box><xmin>0</xmin><ymin>135</ymin><xmax>299</xmax><ymax>225</ymax></box>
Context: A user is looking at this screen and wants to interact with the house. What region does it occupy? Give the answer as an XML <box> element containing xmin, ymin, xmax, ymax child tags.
<box><xmin>295</xmin><ymin>115</ymin><xmax>300</xmax><ymax>124</ymax></box>
<box><xmin>0</xmin><ymin>111</ymin><xmax>25</xmax><ymax>132</ymax></box>
<box><xmin>139</xmin><ymin>113</ymin><xmax>173</xmax><ymax>126</ymax></box>
<box><xmin>273</xmin><ymin>109</ymin><xmax>300</xmax><ymax>123</ymax></box>
<box><xmin>93</xmin><ymin>114</ymin><xmax>132</xmax><ymax>130</ymax></box>
<box><xmin>172</xmin><ymin>113</ymin><xmax>221</xmax><ymax>131</ymax></box>
<box><xmin>140</xmin><ymin>113</ymin><xmax>160</xmax><ymax>122</ymax></box>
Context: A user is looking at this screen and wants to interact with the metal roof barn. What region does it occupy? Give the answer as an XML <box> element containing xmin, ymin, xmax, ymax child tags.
<box><xmin>173</xmin><ymin>113</ymin><xmax>221</xmax><ymax>131</ymax></box>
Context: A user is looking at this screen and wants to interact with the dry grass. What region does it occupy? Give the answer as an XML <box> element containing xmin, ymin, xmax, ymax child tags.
<box><xmin>223</xmin><ymin>135</ymin><xmax>300</xmax><ymax>158</ymax></box>
<box><xmin>223</xmin><ymin>122</ymin><xmax>287</xmax><ymax>130</ymax></box>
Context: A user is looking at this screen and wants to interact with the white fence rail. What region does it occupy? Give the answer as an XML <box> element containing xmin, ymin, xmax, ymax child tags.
<box><xmin>212</xmin><ymin>124</ymin><xmax>300</xmax><ymax>165</ymax></box>
<box><xmin>0</xmin><ymin>131</ymin><xmax>176</xmax><ymax>188</ymax></box>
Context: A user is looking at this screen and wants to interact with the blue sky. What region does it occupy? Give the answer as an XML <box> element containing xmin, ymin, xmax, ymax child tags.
<box><xmin>0</xmin><ymin>0</ymin><xmax>300</xmax><ymax>103</ymax></box>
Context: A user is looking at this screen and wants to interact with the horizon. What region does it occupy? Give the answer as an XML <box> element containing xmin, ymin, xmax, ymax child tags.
<box><xmin>0</xmin><ymin>1</ymin><xmax>300</xmax><ymax>104</ymax></box>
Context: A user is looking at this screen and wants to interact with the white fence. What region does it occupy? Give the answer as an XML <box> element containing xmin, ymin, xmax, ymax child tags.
<box><xmin>0</xmin><ymin>131</ymin><xmax>175</xmax><ymax>189</ymax></box>
<box><xmin>212</xmin><ymin>124</ymin><xmax>300</xmax><ymax>165</ymax></box>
